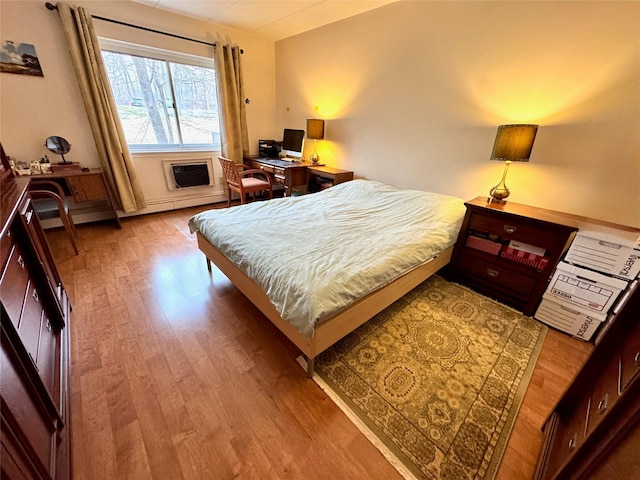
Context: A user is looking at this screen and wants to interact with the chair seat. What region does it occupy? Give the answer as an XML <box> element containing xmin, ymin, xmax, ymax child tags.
<box><xmin>241</xmin><ymin>177</ymin><xmax>270</xmax><ymax>188</ymax></box>
<box><xmin>33</xmin><ymin>198</ymin><xmax>71</xmax><ymax>220</ymax></box>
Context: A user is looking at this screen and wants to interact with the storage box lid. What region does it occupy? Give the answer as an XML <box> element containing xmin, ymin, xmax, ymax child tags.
<box><xmin>555</xmin><ymin>261</ymin><xmax>629</xmax><ymax>290</ymax></box>
<box><xmin>576</xmin><ymin>229</ymin><xmax>640</xmax><ymax>250</ymax></box>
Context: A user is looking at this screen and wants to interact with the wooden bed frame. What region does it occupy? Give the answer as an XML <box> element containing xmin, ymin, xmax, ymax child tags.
<box><xmin>197</xmin><ymin>232</ymin><xmax>453</xmax><ymax>376</ymax></box>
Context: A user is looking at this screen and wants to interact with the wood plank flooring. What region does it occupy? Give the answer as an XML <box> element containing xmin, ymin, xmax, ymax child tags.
<box><xmin>44</xmin><ymin>205</ymin><xmax>593</xmax><ymax>480</ymax></box>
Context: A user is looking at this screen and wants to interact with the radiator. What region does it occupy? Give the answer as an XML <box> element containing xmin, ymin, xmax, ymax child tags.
<box><xmin>172</xmin><ymin>163</ymin><xmax>210</xmax><ymax>188</ymax></box>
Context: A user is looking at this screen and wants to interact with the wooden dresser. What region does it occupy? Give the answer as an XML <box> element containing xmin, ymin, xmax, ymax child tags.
<box><xmin>1</xmin><ymin>148</ymin><xmax>72</xmax><ymax>479</ymax></box>
<box><xmin>534</xmin><ymin>283</ymin><xmax>640</xmax><ymax>479</ymax></box>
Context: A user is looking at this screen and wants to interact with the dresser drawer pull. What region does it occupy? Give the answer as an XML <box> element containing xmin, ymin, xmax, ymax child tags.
<box><xmin>634</xmin><ymin>352</ymin><xmax>640</xmax><ymax>365</ymax></box>
<box><xmin>24</xmin><ymin>210</ymin><xmax>33</xmax><ymax>224</ymax></box>
<box><xmin>486</xmin><ymin>268</ymin><xmax>499</xmax><ymax>278</ymax></box>
<box><xmin>568</xmin><ymin>434</ymin><xmax>577</xmax><ymax>450</ymax></box>
<box><xmin>597</xmin><ymin>394</ymin><xmax>608</xmax><ymax>414</ymax></box>
<box><xmin>18</xmin><ymin>255</ymin><xmax>25</xmax><ymax>269</ymax></box>
<box><xmin>46</xmin><ymin>319</ymin><xmax>52</xmax><ymax>331</ymax></box>
<box><xmin>503</xmin><ymin>224</ymin><xmax>516</xmax><ymax>234</ymax></box>
<box><xmin>32</xmin><ymin>290</ymin><xmax>39</xmax><ymax>303</ymax></box>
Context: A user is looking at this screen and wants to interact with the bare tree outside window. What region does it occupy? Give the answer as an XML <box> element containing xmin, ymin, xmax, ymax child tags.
<box><xmin>102</xmin><ymin>48</ymin><xmax>220</xmax><ymax>149</ymax></box>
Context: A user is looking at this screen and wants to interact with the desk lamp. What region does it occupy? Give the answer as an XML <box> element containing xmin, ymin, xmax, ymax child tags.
<box><xmin>306</xmin><ymin>119</ymin><xmax>325</xmax><ymax>165</ymax></box>
<box><xmin>488</xmin><ymin>124</ymin><xmax>538</xmax><ymax>203</ymax></box>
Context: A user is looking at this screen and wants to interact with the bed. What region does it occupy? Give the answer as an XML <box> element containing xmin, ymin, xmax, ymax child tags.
<box><xmin>188</xmin><ymin>179</ymin><xmax>466</xmax><ymax>375</ymax></box>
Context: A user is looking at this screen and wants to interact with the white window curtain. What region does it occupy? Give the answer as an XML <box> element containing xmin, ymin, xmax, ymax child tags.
<box><xmin>56</xmin><ymin>2</ymin><xmax>146</xmax><ymax>212</ymax></box>
<box><xmin>213</xmin><ymin>44</ymin><xmax>249</xmax><ymax>163</ymax></box>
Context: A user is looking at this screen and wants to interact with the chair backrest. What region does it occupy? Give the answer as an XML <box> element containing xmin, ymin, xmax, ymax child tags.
<box><xmin>218</xmin><ymin>156</ymin><xmax>241</xmax><ymax>187</ymax></box>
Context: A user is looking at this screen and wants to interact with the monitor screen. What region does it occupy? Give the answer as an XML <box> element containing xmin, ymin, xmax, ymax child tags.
<box><xmin>281</xmin><ymin>128</ymin><xmax>305</xmax><ymax>159</ymax></box>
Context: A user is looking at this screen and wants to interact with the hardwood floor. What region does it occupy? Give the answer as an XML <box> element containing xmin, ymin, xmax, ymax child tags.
<box><xmin>44</xmin><ymin>205</ymin><xmax>594</xmax><ymax>480</ymax></box>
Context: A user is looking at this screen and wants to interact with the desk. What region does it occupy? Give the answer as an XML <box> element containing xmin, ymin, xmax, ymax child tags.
<box><xmin>307</xmin><ymin>165</ymin><xmax>354</xmax><ymax>192</ymax></box>
<box><xmin>36</xmin><ymin>168</ymin><xmax>121</xmax><ymax>228</ymax></box>
<box><xmin>246</xmin><ymin>157</ymin><xmax>308</xmax><ymax>196</ymax></box>
<box><xmin>246</xmin><ymin>157</ymin><xmax>354</xmax><ymax>196</ymax></box>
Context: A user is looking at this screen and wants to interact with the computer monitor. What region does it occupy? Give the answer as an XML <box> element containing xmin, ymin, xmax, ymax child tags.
<box><xmin>281</xmin><ymin>128</ymin><xmax>305</xmax><ymax>159</ymax></box>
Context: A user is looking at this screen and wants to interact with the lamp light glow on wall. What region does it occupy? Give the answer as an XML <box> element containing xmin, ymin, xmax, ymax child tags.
<box><xmin>306</xmin><ymin>119</ymin><xmax>325</xmax><ymax>165</ymax></box>
<box><xmin>488</xmin><ymin>124</ymin><xmax>538</xmax><ymax>203</ymax></box>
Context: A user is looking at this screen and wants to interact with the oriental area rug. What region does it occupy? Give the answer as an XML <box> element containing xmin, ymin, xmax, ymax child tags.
<box><xmin>310</xmin><ymin>275</ymin><xmax>547</xmax><ymax>480</ymax></box>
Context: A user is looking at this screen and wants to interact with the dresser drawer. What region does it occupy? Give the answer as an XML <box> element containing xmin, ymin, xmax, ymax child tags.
<box><xmin>1</xmin><ymin>339</ymin><xmax>57</xmax><ymax>477</ymax></box>
<box><xmin>18</xmin><ymin>280</ymin><xmax>45</xmax><ymax>365</ymax></box>
<box><xmin>468</xmin><ymin>212</ymin><xmax>559</xmax><ymax>248</ymax></box>
<box><xmin>546</xmin><ymin>395</ymin><xmax>590</xmax><ymax>477</ymax></box>
<box><xmin>586</xmin><ymin>353</ymin><xmax>621</xmax><ymax>436</ymax></box>
<box><xmin>37</xmin><ymin>311</ymin><xmax>62</xmax><ymax>407</ymax></box>
<box><xmin>0</xmin><ymin>243</ymin><xmax>30</xmax><ymax>327</ymax></box>
<box><xmin>0</xmin><ymin>225</ymin><xmax>14</xmax><ymax>270</ymax></box>
<box><xmin>620</xmin><ymin>324</ymin><xmax>640</xmax><ymax>391</ymax></box>
<box><xmin>457</xmin><ymin>250</ymin><xmax>538</xmax><ymax>297</ymax></box>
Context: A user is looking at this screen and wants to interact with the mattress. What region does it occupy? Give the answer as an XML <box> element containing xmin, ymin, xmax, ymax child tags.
<box><xmin>189</xmin><ymin>179</ymin><xmax>465</xmax><ymax>337</ymax></box>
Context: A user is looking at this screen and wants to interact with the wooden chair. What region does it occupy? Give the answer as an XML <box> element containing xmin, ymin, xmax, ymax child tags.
<box><xmin>218</xmin><ymin>156</ymin><xmax>273</xmax><ymax>207</ymax></box>
<box><xmin>29</xmin><ymin>179</ymin><xmax>79</xmax><ymax>255</ymax></box>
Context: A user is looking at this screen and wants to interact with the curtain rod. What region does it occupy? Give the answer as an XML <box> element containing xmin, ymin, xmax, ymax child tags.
<box><xmin>45</xmin><ymin>2</ymin><xmax>244</xmax><ymax>53</ymax></box>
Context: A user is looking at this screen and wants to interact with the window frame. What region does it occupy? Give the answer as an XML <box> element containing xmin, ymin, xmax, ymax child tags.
<box><xmin>99</xmin><ymin>37</ymin><xmax>220</xmax><ymax>154</ymax></box>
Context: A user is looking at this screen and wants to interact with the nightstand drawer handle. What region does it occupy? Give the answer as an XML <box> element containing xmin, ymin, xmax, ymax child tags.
<box><xmin>634</xmin><ymin>352</ymin><xmax>640</xmax><ymax>365</ymax></box>
<box><xmin>486</xmin><ymin>268</ymin><xmax>499</xmax><ymax>278</ymax></box>
<box><xmin>597</xmin><ymin>394</ymin><xmax>608</xmax><ymax>414</ymax></box>
<box><xmin>568</xmin><ymin>434</ymin><xmax>577</xmax><ymax>450</ymax></box>
<box><xmin>503</xmin><ymin>224</ymin><xmax>516</xmax><ymax>234</ymax></box>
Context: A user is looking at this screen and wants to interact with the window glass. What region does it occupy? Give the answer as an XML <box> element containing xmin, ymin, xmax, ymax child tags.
<box><xmin>100</xmin><ymin>39</ymin><xmax>220</xmax><ymax>152</ymax></box>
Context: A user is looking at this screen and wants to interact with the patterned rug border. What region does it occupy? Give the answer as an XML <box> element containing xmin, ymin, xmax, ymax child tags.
<box><xmin>301</xmin><ymin>277</ymin><xmax>548</xmax><ymax>480</ymax></box>
<box><xmin>298</xmin><ymin>356</ymin><xmax>418</xmax><ymax>480</ymax></box>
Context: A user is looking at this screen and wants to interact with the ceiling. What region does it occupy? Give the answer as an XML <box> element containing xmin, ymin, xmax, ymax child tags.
<box><xmin>132</xmin><ymin>0</ymin><xmax>397</xmax><ymax>41</ymax></box>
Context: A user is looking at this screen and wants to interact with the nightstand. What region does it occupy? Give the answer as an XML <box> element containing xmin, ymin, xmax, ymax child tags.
<box><xmin>449</xmin><ymin>197</ymin><xmax>578</xmax><ymax>316</ymax></box>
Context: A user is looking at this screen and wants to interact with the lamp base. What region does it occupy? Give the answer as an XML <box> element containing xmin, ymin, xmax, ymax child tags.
<box><xmin>488</xmin><ymin>160</ymin><xmax>511</xmax><ymax>203</ymax></box>
<box><xmin>488</xmin><ymin>185</ymin><xmax>510</xmax><ymax>203</ymax></box>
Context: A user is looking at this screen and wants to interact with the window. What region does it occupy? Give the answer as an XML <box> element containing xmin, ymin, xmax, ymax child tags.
<box><xmin>100</xmin><ymin>38</ymin><xmax>220</xmax><ymax>152</ymax></box>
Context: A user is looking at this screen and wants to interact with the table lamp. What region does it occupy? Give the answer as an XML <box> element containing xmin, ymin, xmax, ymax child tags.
<box><xmin>488</xmin><ymin>124</ymin><xmax>538</xmax><ymax>203</ymax></box>
<box><xmin>306</xmin><ymin>119</ymin><xmax>325</xmax><ymax>165</ymax></box>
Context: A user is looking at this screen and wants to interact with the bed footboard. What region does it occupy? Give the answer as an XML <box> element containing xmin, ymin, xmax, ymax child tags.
<box><xmin>197</xmin><ymin>232</ymin><xmax>453</xmax><ymax>376</ymax></box>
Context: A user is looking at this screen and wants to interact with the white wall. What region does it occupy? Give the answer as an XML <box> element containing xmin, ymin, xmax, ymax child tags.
<box><xmin>0</xmin><ymin>1</ymin><xmax>277</xmax><ymax>214</ymax></box>
<box><xmin>275</xmin><ymin>1</ymin><xmax>640</xmax><ymax>228</ymax></box>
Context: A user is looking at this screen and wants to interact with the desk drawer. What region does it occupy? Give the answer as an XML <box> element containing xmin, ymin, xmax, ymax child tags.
<box><xmin>256</xmin><ymin>164</ymin><xmax>274</xmax><ymax>174</ymax></box>
<box><xmin>66</xmin><ymin>173</ymin><xmax>108</xmax><ymax>202</ymax></box>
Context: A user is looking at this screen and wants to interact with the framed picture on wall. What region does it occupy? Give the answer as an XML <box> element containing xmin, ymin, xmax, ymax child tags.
<box><xmin>0</xmin><ymin>40</ymin><xmax>44</xmax><ymax>77</ymax></box>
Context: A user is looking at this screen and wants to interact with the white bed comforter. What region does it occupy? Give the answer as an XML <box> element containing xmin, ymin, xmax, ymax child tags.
<box><xmin>189</xmin><ymin>180</ymin><xmax>465</xmax><ymax>337</ymax></box>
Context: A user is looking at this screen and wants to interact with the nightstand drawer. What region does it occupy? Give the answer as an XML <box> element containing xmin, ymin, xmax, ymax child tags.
<box><xmin>468</xmin><ymin>212</ymin><xmax>558</xmax><ymax>247</ymax></box>
<box><xmin>458</xmin><ymin>250</ymin><xmax>537</xmax><ymax>297</ymax></box>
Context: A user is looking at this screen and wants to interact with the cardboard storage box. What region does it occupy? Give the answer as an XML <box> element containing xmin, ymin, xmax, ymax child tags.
<box><xmin>535</xmin><ymin>295</ymin><xmax>606</xmax><ymax>341</ymax></box>
<box><xmin>565</xmin><ymin>230</ymin><xmax>640</xmax><ymax>280</ymax></box>
<box><xmin>500</xmin><ymin>240</ymin><xmax>549</xmax><ymax>270</ymax></box>
<box><xmin>545</xmin><ymin>261</ymin><xmax>628</xmax><ymax>314</ymax></box>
